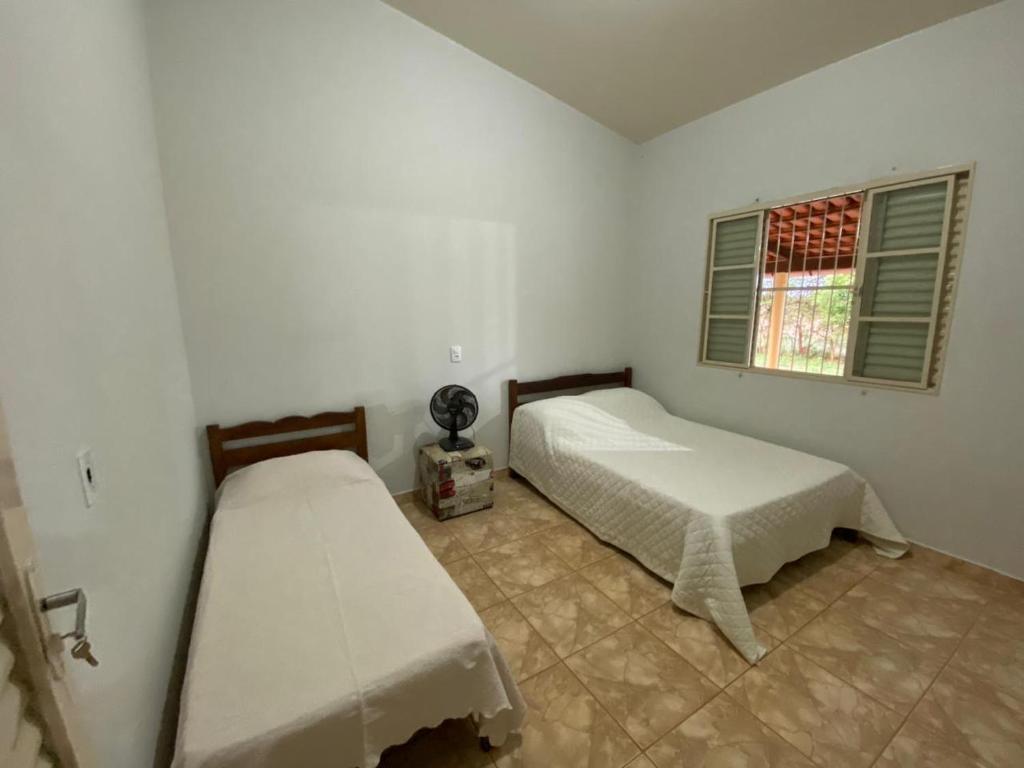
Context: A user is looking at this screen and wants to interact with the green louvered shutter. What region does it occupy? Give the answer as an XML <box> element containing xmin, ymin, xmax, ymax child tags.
<box><xmin>702</xmin><ymin>212</ymin><xmax>763</xmax><ymax>365</ymax></box>
<box><xmin>846</xmin><ymin>176</ymin><xmax>954</xmax><ymax>387</ymax></box>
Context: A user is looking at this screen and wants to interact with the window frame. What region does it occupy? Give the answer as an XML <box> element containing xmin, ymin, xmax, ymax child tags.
<box><xmin>700</xmin><ymin>210</ymin><xmax>765</xmax><ymax>369</ymax></box>
<box><xmin>844</xmin><ymin>174</ymin><xmax>956</xmax><ymax>389</ymax></box>
<box><xmin>697</xmin><ymin>163</ymin><xmax>974</xmax><ymax>394</ymax></box>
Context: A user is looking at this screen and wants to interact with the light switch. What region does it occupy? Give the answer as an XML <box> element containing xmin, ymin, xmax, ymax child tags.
<box><xmin>77</xmin><ymin>448</ymin><xmax>98</xmax><ymax>508</ymax></box>
<box><xmin>450</xmin><ymin>345</ymin><xmax>463</xmax><ymax>363</ymax></box>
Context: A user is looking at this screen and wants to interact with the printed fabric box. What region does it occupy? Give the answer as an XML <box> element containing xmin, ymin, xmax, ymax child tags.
<box><xmin>418</xmin><ymin>443</ymin><xmax>494</xmax><ymax>521</ymax></box>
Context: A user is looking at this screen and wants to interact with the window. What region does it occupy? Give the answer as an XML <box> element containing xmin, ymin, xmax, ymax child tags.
<box><xmin>699</xmin><ymin>166</ymin><xmax>972</xmax><ymax>391</ymax></box>
<box><xmin>755</xmin><ymin>193</ymin><xmax>860</xmax><ymax>376</ymax></box>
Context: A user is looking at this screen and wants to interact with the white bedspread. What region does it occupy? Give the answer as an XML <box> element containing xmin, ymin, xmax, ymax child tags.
<box><xmin>510</xmin><ymin>388</ymin><xmax>907</xmax><ymax>662</ymax></box>
<box><xmin>173</xmin><ymin>451</ymin><xmax>524</xmax><ymax>768</ymax></box>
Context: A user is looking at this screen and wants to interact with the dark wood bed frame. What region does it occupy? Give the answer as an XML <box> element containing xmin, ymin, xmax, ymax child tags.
<box><xmin>508</xmin><ymin>366</ymin><xmax>632</xmax><ymax>440</ymax></box>
<box><xmin>206</xmin><ymin>407</ymin><xmax>368</xmax><ymax>488</ymax></box>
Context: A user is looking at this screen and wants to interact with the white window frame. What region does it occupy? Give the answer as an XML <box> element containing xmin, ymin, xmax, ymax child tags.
<box><xmin>844</xmin><ymin>175</ymin><xmax>955</xmax><ymax>389</ymax></box>
<box><xmin>700</xmin><ymin>210</ymin><xmax>765</xmax><ymax>368</ymax></box>
<box><xmin>697</xmin><ymin>163</ymin><xmax>974</xmax><ymax>394</ymax></box>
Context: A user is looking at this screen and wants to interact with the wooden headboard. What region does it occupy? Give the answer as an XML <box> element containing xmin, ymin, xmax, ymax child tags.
<box><xmin>508</xmin><ymin>367</ymin><xmax>632</xmax><ymax>435</ymax></box>
<box><xmin>206</xmin><ymin>407</ymin><xmax>368</xmax><ymax>488</ymax></box>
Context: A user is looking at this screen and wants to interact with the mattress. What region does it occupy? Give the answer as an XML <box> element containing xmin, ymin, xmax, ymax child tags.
<box><xmin>510</xmin><ymin>387</ymin><xmax>908</xmax><ymax>662</ymax></box>
<box><xmin>173</xmin><ymin>451</ymin><xmax>525</xmax><ymax>768</ymax></box>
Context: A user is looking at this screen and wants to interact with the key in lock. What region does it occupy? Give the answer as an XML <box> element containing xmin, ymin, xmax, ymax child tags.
<box><xmin>70</xmin><ymin>638</ymin><xmax>99</xmax><ymax>667</ymax></box>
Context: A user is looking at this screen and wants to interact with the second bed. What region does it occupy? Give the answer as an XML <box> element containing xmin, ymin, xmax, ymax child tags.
<box><xmin>174</xmin><ymin>410</ymin><xmax>524</xmax><ymax>768</ymax></box>
<box><xmin>508</xmin><ymin>370</ymin><xmax>908</xmax><ymax>662</ymax></box>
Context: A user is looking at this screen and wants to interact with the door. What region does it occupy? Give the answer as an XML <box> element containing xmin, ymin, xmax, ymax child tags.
<box><xmin>0</xmin><ymin>402</ymin><xmax>92</xmax><ymax>767</ymax></box>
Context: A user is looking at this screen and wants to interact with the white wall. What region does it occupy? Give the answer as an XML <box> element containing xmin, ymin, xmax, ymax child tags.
<box><xmin>0</xmin><ymin>2</ymin><xmax>206</xmax><ymax>766</ymax></box>
<box><xmin>145</xmin><ymin>0</ymin><xmax>635</xmax><ymax>492</ymax></box>
<box><xmin>631</xmin><ymin>0</ymin><xmax>1024</xmax><ymax>578</ymax></box>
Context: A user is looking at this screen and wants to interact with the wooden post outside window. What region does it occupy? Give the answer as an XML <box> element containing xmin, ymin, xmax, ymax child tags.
<box><xmin>765</xmin><ymin>272</ymin><xmax>788</xmax><ymax>369</ymax></box>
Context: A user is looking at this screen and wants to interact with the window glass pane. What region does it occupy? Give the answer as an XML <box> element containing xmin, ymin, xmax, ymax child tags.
<box><xmin>860</xmin><ymin>253</ymin><xmax>939</xmax><ymax>318</ymax></box>
<box><xmin>713</xmin><ymin>216</ymin><xmax>759</xmax><ymax>266</ymax></box>
<box><xmin>706</xmin><ymin>318</ymin><xmax>751</xmax><ymax>364</ymax></box>
<box><xmin>867</xmin><ymin>181</ymin><xmax>947</xmax><ymax>252</ymax></box>
<box><xmin>851</xmin><ymin>321</ymin><xmax>929</xmax><ymax>382</ymax></box>
<box><xmin>709</xmin><ymin>267</ymin><xmax>755</xmax><ymax>315</ymax></box>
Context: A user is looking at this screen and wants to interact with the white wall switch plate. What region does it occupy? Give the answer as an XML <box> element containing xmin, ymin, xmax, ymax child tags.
<box><xmin>449</xmin><ymin>345</ymin><xmax>463</xmax><ymax>363</ymax></box>
<box><xmin>76</xmin><ymin>448</ymin><xmax>98</xmax><ymax>508</ymax></box>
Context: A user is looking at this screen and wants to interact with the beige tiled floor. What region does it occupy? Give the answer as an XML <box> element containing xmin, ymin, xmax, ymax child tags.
<box><xmin>381</xmin><ymin>475</ymin><xmax>1024</xmax><ymax>768</ymax></box>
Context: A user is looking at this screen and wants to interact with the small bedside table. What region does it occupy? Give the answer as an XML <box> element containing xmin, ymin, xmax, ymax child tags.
<box><xmin>418</xmin><ymin>443</ymin><xmax>494</xmax><ymax>521</ymax></box>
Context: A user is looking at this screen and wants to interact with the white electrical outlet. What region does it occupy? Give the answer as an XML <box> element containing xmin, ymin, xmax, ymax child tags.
<box><xmin>450</xmin><ymin>345</ymin><xmax>463</xmax><ymax>363</ymax></box>
<box><xmin>76</xmin><ymin>448</ymin><xmax>98</xmax><ymax>508</ymax></box>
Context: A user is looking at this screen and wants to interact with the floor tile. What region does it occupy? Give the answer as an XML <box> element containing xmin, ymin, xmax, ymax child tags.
<box><xmin>817</xmin><ymin>536</ymin><xmax>882</xmax><ymax>579</ymax></box>
<box><xmin>744</xmin><ymin>581</ymin><xmax>827</xmax><ymax>641</ymax></box>
<box><xmin>512</xmin><ymin>574</ymin><xmax>632</xmax><ymax>658</ymax></box>
<box><xmin>948</xmin><ymin>617</ymin><xmax>1024</xmax><ymax>701</ymax></box>
<box><xmin>399</xmin><ymin>498</ymin><xmax>439</xmax><ymax>530</ymax></box>
<box><xmin>377</xmin><ymin>523</ymin><xmax>1022</xmax><ymax>768</ymax></box>
<box><xmin>647</xmin><ymin>695</ymin><xmax>815</xmax><ymax>768</ymax></box>
<box><xmin>945</xmin><ymin>562</ymin><xmax>1024</xmax><ymax>600</ymax></box>
<box><xmin>492</xmin><ymin>477</ymin><xmax>565</xmax><ymax>520</ymax></box>
<box><xmin>725</xmin><ymin>647</ymin><xmax>903</xmax><ymax>768</ymax></box>
<box><xmin>833</xmin><ymin>573</ymin><xmax>978</xmax><ymax>658</ymax></box>
<box><xmin>773</xmin><ymin>550</ymin><xmax>866</xmax><ymax>605</ymax></box>
<box><xmin>418</xmin><ymin>524</ymin><xmax>472</xmax><ymax>564</ymax></box>
<box><xmin>492</xmin><ymin>663</ymin><xmax>638</xmax><ymax>768</ymax></box>
<box><xmin>787</xmin><ymin>605</ymin><xmax>944</xmax><ymax>714</ymax></box>
<box><xmin>378</xmin><ymin>717</ymin><xmax>493</xmax><ymax>768</ymax></box>
<box><xmin>533</xmin><ymin>522</ymin><xmax>614</xmax><ymax>570</ymax></box>
<box><xmin>479</xmin><ymin>602</ymin><xmax>559</xmax><ymax>683</ymax></box>
<box><xmin>874</xmin><ymin>721</ymin><xmax>986</xmax><ymax>768</ymax></box>
<box><xmin>475</xmin><ymin>537</ymin><xmax>573</xmax><ymax>598</ymax></box>
<box><xmin>874</xmin><ymin>557</ymin><xmax>993</xmax><ymax>605</ymax></box>
<box><xmin>444</xmin><ymin>558</ymin><xmax>506</xmax><ymax>612</ymax></box>
<box><xmin>880</xmin><ymin>545</ymin><xmax>1024</xmax><ymax>600</ymax></box>
<box><xmin>907</xmin><ymin>662</ymin><xmax>1024</xmax><ymax>768</ymax></box>
<box><xmin>446</xmin><ymin>506</ymin><xmax>560</xmax><ymax>554</ymax></box>
<box><xmin>444</xmin><ymin>508</ymin><xmax>534</xmax><ymax>554</ymax></box>
<box><xmin>639</xmin><ymin>603</ymin><xmax>778</xmax><ymax>687</ymax></box>
<box><xmin>565</xmin><ymin>623</ymin><xmax>718</xmax><ymax>748</ymax></box>
<box><xmin>492</xmin><ymin>476</ymin><xmax>536</xmax><ymax>505</ymax></box>
<box><xmin>580</xmin><ymin>554</ymin><xmax>672</xmax><ymax>620</ymax></box>
<box><xmin>960</xmin><ymin>593</ymin><xmax>1024</xmax><ymax>643</ymax></box>
<box><xmin>505</xmin><ymin>496</ymin><xmax>567</xmax><ymax>529</ymax></box>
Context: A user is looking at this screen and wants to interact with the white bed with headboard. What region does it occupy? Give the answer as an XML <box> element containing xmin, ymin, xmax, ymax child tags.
<box><xmin>508</xmin><ymin>372</ymin><xmax>907</xmax><ymax>663</ymax></box>
<box><xmin>172</xmin><ymin>409</ymin><xmax>524</xmax><ymax>768</ymax></box>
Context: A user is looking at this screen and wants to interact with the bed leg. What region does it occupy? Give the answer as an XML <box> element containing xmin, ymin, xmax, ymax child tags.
<box><xmin>479</xmin><ymin>737</ymin><xmax>492</xmax><ymax>753</ymax></box>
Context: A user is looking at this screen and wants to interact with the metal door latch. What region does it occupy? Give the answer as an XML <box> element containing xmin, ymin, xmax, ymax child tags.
<box><xmin>39</xmin><ymin>588</ymin><xmax>99</xmax><ymax>667</ymax></box>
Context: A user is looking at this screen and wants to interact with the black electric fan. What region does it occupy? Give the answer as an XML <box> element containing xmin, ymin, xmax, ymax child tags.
<box><xmin>430</xmin><ymin>385</ymin><xmax>478</xmax><ymax>451</ymax></box>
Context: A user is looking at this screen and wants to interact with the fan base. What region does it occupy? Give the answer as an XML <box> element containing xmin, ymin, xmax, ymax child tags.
<box><xmin>439</xmin><ymin>436</ymin><xmax>475</xmax><ymax>452</ymax></box>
